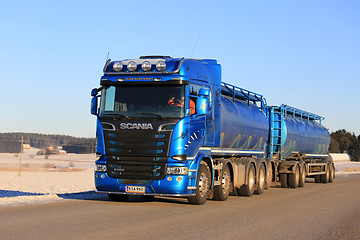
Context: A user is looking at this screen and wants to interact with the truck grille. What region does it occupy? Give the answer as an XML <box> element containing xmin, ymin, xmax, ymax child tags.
<box><xmin>104</xmin><ymin>131</ymin><xmax>171</xmax><ymax>180</ymax></box>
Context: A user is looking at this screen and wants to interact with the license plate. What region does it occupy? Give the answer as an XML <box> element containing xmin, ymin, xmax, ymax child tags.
<box><xmin>125</xmin><ymin>186</ymin><xmax>145</xmax><ymax>193</ymax></box>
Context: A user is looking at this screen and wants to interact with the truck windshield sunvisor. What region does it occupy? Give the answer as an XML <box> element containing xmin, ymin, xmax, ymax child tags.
<box><xmin>99</xmin><ymin>85</ymin><xmax>185</xmax><ymax>119</ymax></box>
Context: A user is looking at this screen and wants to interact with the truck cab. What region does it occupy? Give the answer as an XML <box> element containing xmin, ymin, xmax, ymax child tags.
<box><xmin>91</xmin><ymin>56</ymin><xmax>221</xmax><ymax>203</ymax></box>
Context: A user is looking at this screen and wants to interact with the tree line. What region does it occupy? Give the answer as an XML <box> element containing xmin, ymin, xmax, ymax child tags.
<box><xmin>1</xmin><ymin>130</ymin><xmax>359</xmax><ymax>160</ymax></box>
<box><xmin>0</xmin><ymin>132</ymin><xmax>96</xmax><ymax>154</ymax></box>
<box><xmin>328</xmin><ymin>129</ymin><xmax>360</xmax><ymax>161</ymax></box>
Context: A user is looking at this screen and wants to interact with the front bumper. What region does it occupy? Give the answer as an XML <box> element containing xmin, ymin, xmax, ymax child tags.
<box><xmin>95</xmin><ymin>171</ymin><xmax>197</xmax><ymax>196</ymax></box>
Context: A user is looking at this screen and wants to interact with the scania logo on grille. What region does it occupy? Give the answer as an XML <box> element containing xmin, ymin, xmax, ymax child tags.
<box><xmin>120</xmin><ymin>123</ymin><xmax>154</xmax><ymax>130</ymax></box>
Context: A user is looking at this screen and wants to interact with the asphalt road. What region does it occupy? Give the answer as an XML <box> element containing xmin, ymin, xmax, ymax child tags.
<box><xmin>1</xmin><ymin>174</ymin><xmax>359</xmax><ymax>240</ymax></box>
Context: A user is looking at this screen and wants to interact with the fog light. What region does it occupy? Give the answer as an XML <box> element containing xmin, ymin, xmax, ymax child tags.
<box><xmin>176</xmin><ymin>176</ymin><xmax>182</xmax><ymax>182</ymax></box>
<box><xmin>167</xmin><ymin>176</ymin><xmax>172</xmax><ymax>181</ymax></box>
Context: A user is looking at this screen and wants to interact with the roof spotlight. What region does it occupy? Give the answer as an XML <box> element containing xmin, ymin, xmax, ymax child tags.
<box><xmin>141</xmin><ymin>61</ymin><xmax>152</xmax><ymax>72</ymax></box>
<box><xmin>156</xmin><ymin>61</ymin><xmax>166</xmax><ymax>72</ymax></box>
<box><xmin>127</xmin><ymin>61</ymin><xmax>137</xmax><ymax>72</ymax></box>
<box><xmin>113</xmin><ymin>62</ymin><xmax>123</xmax><ymax>72</ymax></box>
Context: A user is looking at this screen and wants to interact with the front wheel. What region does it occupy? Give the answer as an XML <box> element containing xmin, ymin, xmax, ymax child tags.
<box><xmin>188</xmin><ymin>162</ymin><xmax>211</xmax><ymax>205</ymax></box>
<box><xmin>213</xmin><ymin>165</ymin><xmax>231</xmax><ymax>201</ymax></box>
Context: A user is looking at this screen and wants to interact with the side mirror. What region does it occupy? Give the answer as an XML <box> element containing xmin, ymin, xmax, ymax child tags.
<box><xmin>196</xmin><ymin>89</ymin><xmax>210</xmax><ymax>115</ymax></box>
<box><xmin>91</xmin><ymin>96</ymin><xmax>99</xmax><ymax>115</ymax></box>
<box><xmin>91</xmin><ymin>88</ymin><xmax>99</xmax><ymax>97</ymax></box>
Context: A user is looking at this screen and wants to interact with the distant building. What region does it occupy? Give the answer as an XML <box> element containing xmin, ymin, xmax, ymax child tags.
<box><xmin>327</xmin><ymin>153</ymin><xmax>351</xmax><ymax>162</ymax></box>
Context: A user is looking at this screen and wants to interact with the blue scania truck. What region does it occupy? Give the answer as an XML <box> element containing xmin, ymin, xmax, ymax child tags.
<box><xmin>91</xmin><ymin>56</ymin><xmax>333</xmax><ymax>205</ymax></box>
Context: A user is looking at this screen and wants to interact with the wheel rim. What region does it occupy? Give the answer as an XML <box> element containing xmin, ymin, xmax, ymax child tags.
<box><xmin>301</xmin><ymin>166</ymin><xmax>306</xmax><ymax>183</ymax></box>
<box><xmin>295</xmin><ymin>166</ymin><xmax>300</xmax><ymax>183</ymax></box>
<box><xmin>259</xmin><ymin>167</ymin><xmax>265</xmax><ymax>189</ymax></box>
<box><xmin>249</xmin><ymin>168</ymin><xmax>255</xmax><ymax>191</ymax></box>
<box><xmin>198</xmin><ymin>172</ymin><xmax>209</xmax><ymax>197</ymax></box>
<box><xmin>222</xmin><ymin>170</ymin><xmax>231</xmax><ymax>194</ymax></box>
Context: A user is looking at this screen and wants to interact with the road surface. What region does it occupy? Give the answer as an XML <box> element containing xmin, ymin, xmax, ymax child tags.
<box><xmin>1</xmin><ymin>174</ymin><xmax>359</xmax><ymax>240</ymax></box>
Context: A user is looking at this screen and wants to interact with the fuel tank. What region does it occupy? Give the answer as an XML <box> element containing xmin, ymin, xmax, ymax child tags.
<box><xmin>219</xmin><ymin>95</ymin><xmax>269</xmax><ymax>151</ymax></box>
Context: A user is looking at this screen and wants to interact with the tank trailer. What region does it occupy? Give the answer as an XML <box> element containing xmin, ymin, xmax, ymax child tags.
<box><xmin>91</xmin><ymin>56</ymin><xmax>333</xmax><ymax>205</ymax></box>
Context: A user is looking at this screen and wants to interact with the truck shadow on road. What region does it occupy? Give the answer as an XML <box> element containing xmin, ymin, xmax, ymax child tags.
<box><xmin>0</xmin><ymin>190</ymin><xmax>44</xmax><ymax>198</ymax></box>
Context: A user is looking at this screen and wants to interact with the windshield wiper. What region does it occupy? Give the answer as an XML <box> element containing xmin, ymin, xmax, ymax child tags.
<box><xmin>101</xmin><ymin>114</ymin><xmax>130</xmax><ymax>119</ymax></box>
<box><xmin>137</xmin><ymin>112</ymin><xmax>166</xmax><ymax>119</ymax></box>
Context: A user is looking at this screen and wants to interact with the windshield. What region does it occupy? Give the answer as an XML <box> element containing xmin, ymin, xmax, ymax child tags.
<box><xmin>99</xmin><ymin>85</ymin><xmax>185</xmax><ymax>118</ymax></box>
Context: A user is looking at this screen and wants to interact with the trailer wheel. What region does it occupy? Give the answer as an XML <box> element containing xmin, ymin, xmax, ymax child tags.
<box><xmin>298</xmin><ymin>164</ymin><xmax>306</xmax><ymax>187</ymax></box>
<box><xmin>238</xmin><ymin>163</ymin><xmax>255</xmax><ymax>197</ymax></box>
<box><xmin>255</xmin><ymin>163</ymin><xmax>265</xmax><ymax>195</ymax></box>
<box><xmin>289</xmin><ymin>164</ymin><xmax>299</xmax><ymax>188</ymax></box>
<box><xmin>321</xmin><ymin>165</ymin><xmax>330</xmax><ymax>183</ymax></box>
<box><xmin>280</xmin><ymin>173</ymin><xmax>288</xmax><ymax>188</ymax></box>
<box><xmin>187</xmin><ymin>162</ymin><xmax>210</xmax><ymax>205</ymax></box>
<box><xmin>314</xmin><ymin>175</ymin><xmax>321</xmax><ymax>183</ymax></box>
<box><xmin>265</xmin><ymin>163</ymin><xmax>273</xmax><ymax>189</ymax></box>
<box><xmin>108</xmin><ymin>194</ymin><xmax>128</xmax><ymax>202</ymax></box>
<box><xmin>213</xmin><ymin>165</ymin><xmax>231</xmax><ymax>201</ymax></box>
<box><xmin>330</xmin><ymin>163</ymin><xmax>335</xmax><ymax>181</ymax></box>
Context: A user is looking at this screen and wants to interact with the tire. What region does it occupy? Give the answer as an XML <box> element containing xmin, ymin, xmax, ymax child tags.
<box><xmin>328</xmin><ymin>164</ymin><xmax>334</xmax><ymax>183</ymax></box>
<box><xmin>321</xmin><ymin>164</ymin><xmax>330</xmax><ymax>183</ymax></box>
<box><xmin>255</xmin><ymin>163</ymin><xmax>266</xmax><ymax>195</ymax></box>
<box><xmin>108</xmin><ymin>194</ymin><xmax>128</xmax><ymax>202</ymax></box>
<box><xmin>298</xmin><ymin>164</ymin><xmax>306</xmax><ymax>187</ymax></box>
<box><xmin>332</xmin><ymin>163</ymin><xmax>336</xmax><ymax>179</ymax></box>
<box><xmin>213</xmin><ymin>165</ymin><xmax>231</xmax><ymax>201</ymax></box>
<box><xmin>280</xmin><ymin>173</ymin><xmax>288</xmax><ymax>188</ymax></box>
<box><xmin>314</xmin><ymin>175</ymin><xmax>321</xmax><ymax>183</ymax></box>
<box><xmin>265</xmin><ymin>163</ymin><xmax>273</xmax><ymax>189</ymax></box>
<box><xmin>289</xmin><ymin>164</ymin><xmax>299</xmax><ymax>188</ymax></box>
<box><xmin>238</xmin><ymin>164</ymin><xmax>255</xmax><ymax>197</ymax></box>
<box><xmin>187</xmin><ymin>162</ymin><xmax>211</xmax><ymax>205</ymax></box>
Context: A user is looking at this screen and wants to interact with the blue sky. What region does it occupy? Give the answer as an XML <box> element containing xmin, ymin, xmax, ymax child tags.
<box><xmin>1</xmin><ymin>0</ymin><xmax>359</xmax><ymax>137</ymax></box>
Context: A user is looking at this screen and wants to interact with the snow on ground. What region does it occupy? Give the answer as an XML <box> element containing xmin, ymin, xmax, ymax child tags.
<box><xmin>0</xmin><ymin>151</ymin><xmax>359</xmax><ymax>206</ymax></box>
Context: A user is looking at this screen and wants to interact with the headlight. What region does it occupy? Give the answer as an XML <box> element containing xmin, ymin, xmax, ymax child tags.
<box><xmin>113</xmin><ymin>62</ymin><xmax>123</xmax><ymax>72</ymax></box>
<box><xmin>95</xmin><ymin>164</ymin><xmax>107</xmax><ymax>172</ymax></box>
<box><xmin>167</xmin><ymin>166</ymin><xmax>188</xmax><ymax>175</ymax></box>
<box><xmin>141</xmin><ymin>61</ymin><xmax>152</xmax><ymax>72</ymax></box>
<box><xmin>156</xmin><ymin>60</ymin><xmax>166</xmax><ymax>71</ymax></box>
<box><xmin>127</xmin><ymin>61</ymin><xmax>137</xmax><ymax>72</ymax></box>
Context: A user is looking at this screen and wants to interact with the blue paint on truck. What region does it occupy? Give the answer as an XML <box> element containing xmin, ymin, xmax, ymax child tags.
<box><xmin>91</xmin><ymin>56</ymin><xmax>332</xmax><ymax>204</ymax></box>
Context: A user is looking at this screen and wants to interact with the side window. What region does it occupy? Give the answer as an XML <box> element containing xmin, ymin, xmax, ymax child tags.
<box><xmin>189</xmin><ymin>84</ymin><xmax>211</xmax><ymax>116</ymax></box>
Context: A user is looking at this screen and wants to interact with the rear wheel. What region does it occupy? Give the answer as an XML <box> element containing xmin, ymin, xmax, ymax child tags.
<box><xmin>330</xmin><ymin>163</ymin><xmax>335</xmax><ymax>181</ymax></box>
<box><xmin>214</xmin><ymin>165</ymin><xmax>231</xmax><ymax>201</ymax></box>
<box><xmin>321</xmin><ymin>164</ymin><xmax>330</xmax><ymax>183</ymax></box>
<box><xmin>314</xmin><ymin>175</ymin><xmax>321</xmax><ymax>183</ymax></box>
<box><xmin>280</xmin><ymin>173</ymin><xmax>288</xmax><ymax>188</ymax></box>
<box><xmin>255</xmin><ymin>163</ymin><xmax>265</xmax><ymax>195</ymax></box>
<box><xmin>238</xmin><ymin>164</ymin><xmax>255</xmax><ymax>197</ymax></box>
<box><xmin>289</xmin><ymin>164</ymin><xmax>299</xmax><ymax>188</ymax></box>
<box><xmin>265</xmin><ymin>163</ymin><xmax>274</xmax><ymax>189</ymax></box>
<box><xmin>298</xmin><ymin>164</ymin><xmax>306</xmax><ymax>187</ymax></box>
<box><xmin>188</xmin><ymin>162</ymin><xmax>211</xmax><ymax>205</ymax></box>
<box><xmin>108</xmin><ymin>194</ymin><xmax>128</xmax><ymax>202</ymax></box>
